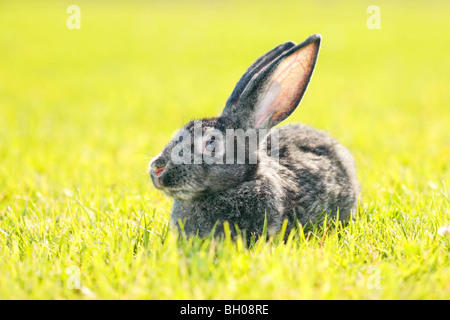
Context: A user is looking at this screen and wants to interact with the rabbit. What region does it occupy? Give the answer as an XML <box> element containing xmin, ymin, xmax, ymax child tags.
<box><xmin>149</xmin><ymin>34</ymin><xmax>360</xmax><ymax>239</ymax></box>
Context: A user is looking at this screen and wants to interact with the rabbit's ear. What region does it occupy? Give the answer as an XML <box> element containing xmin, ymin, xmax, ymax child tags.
<box><xmin>222</xmin><ymin>34</ymin><xmax>321</xmax><ymax>130</ymax></box>
<box><xmin>224</xmin><ymin>41</ymin><xmax>296</xmax><ymax>110</ymax></box>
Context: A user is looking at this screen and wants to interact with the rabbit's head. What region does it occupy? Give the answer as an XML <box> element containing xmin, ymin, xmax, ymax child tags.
<box><xmin>149</xmin><ymin>34</ymin><xmax>321</xmax><ymax>200</ymax></box>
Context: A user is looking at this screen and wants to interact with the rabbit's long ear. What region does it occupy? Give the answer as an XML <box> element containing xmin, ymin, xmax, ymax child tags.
<box><xmin>224</xmin><ymin>41</ymin><xmax>296</xmax><ymax>110</ymax></box>
<box><xmin>222</xmin><ymin>34</ymin><xmax>321</xmax><ymax>130</ymax></box>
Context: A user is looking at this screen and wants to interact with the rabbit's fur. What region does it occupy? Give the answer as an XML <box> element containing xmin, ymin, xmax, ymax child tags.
<box><xmin>149</xmin><ymin>34</ymin><xmax>359</xmax><ymax>238</ymax></box>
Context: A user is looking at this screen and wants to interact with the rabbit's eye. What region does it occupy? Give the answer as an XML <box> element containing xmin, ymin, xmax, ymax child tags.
<box><xmin>204</xmin><ymin>137</ymin><xmax>218</xmax><ymax>153</ymax></box>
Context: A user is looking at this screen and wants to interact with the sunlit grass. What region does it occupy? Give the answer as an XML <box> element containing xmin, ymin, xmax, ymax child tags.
<box><xmin>0</xmin><ymin>0</ymin><xmax>449</xmax><ymax>299</ymax></box>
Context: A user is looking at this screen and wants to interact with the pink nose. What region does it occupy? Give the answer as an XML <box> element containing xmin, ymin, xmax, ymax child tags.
<box><xmin>153</xmin><ymin>165</ymin><xmax>165</xmax><ymax>177</ymax></box>
<box><xmin>150</xmin><ymin>164</ymin><xmax>165</xmax><ymax>188</ymax></box>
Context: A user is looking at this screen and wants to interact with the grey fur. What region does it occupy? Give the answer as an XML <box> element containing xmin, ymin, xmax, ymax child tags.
<box><xmin>149</xmin><ymin>34</ymin><xmax>359</xmax><ymax>239</ymax></box>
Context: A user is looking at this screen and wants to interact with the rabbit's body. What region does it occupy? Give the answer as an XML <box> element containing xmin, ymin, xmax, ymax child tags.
<box><xmin>171</xmin><ymin>123</ymin><xmax>359</xmax><ymax>237</ymax></box>
<box><xmin>149</xmin><ymin>34</ymin><xmax>360</xmax><ymax>239</ymax></box>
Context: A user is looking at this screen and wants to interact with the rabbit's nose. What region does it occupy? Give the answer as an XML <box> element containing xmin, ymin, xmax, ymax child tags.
<box><xmin>152</xmin><ymin>164</ymin><xmax>166</xmax><ymax>177</ymax></box>
<box><xmin>150</xmin><ymin>154</ymin><xmax>166</xmax><ymax>177</ymax></box>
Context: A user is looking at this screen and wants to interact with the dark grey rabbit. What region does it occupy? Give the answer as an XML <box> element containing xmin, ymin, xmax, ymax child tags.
<box><xmin>149</xmin><ymin>34</ymin><xmax>359</xmax><ymax>238</ymax></box>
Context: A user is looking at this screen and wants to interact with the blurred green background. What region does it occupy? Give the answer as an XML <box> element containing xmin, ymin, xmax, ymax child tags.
<box><xmin>0</xmin><ymin>0</ymin><xmax>449</xmax><ymax>299</ymax></box>
<box><xmin>1</xmin><ymin>0</ymin><xmax>449</xmax><ymax>197</ymax></box>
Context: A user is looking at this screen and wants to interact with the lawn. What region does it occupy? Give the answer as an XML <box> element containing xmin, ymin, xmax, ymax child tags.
<box><xmin>0</xmin><ymin>0</ymin><xmax>449</xmax><ymax>299</ymax></box>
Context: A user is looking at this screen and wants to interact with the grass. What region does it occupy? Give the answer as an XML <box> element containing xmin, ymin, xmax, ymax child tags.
<box><xmin>0</xmin><ymin>0</ymin><xmax>449</xmax><ymax>299</ymax></box>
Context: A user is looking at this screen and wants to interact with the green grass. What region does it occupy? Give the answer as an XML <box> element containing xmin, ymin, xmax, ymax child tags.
<box><xmin>0</xmin><ymin>0</ymin><xmax>449</xmax><ymax>299</ymax></box>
